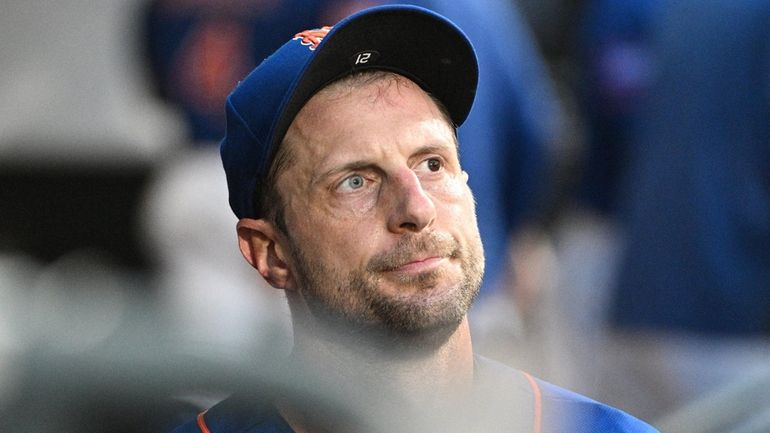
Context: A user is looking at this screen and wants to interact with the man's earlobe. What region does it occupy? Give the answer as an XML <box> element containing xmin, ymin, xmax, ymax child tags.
<box><xmin>236</xmin><ymin>218</ymin><xmax>295</xmax><ymax>290</ymax></box>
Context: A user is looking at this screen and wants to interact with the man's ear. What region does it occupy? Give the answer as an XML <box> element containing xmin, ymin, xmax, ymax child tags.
<box><xmin>236</xmin><ymin>218</ymin><xmax>295</xmax><ymax>290</ymax></box>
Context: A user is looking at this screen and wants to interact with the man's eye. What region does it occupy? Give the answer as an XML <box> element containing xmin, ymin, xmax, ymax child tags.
<box><xmin>339</xmin><ymin>174</ymin><xmax>365</xmax><ymax>191</ymax></box>
<box><xmin>417</xmin><ymin>158</ymin><xmax>443</xmax><ymax>174</ymax></box>
<box><xmin>427</xmin><ymin>158</ymin><xmax>442</xmax><ymax>172</ymax></box>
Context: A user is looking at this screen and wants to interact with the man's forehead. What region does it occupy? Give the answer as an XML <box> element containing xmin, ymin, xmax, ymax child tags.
<box><xmin>290</xmin><ymin>72</ymin><xmax>455</xmax><ymax>140</ymax></box>
<box><xmin>311</xmin><ymin>72</ymin><xmax>431</xmax><ymax>112</ymax></box>
<box><xmin>300</xmin><ymin>83</ymin><xmax>451</xmax><ymax>138</ymax></box>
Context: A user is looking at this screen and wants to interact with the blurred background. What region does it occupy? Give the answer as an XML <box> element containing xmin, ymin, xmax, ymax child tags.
<box><xmin>0</xmin><ymin>0</ymin><xmax>768</xmax><ymax>432</ymax></box>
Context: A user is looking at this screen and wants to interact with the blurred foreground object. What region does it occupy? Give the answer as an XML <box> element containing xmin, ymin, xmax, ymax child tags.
<box><xmin>0</xmin><ymin>254</ymin><xmax>289</xmax><ymax>433</ymax></box>
<box><xmin>0</xmin><ymin>0</ymin><xmax>183</xmax><ymax>165</ymax></box>
<box><xmin>0</xmin><ymin>0</ymin><xmax>186</xmax><ymax>271</ymax></box>
<box><xmin>656</xmin><ymin>367</ymin><xmax>770</xmax><ymax>433</ymax></box>
<box><xmin>139</xmin><ymin>147</ymin><xmax>291</xmax><ymax>354</ymax></box>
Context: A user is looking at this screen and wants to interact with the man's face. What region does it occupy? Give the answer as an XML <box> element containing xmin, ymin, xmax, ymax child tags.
<box><xmin>275</xmin><ymin>74</ymin><xmax>484</xmax><ymax>335</ymax></box>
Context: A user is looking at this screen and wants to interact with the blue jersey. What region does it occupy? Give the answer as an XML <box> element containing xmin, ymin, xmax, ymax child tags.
<box><xmin>169</xmin><ymin>356</ymin><xmax>658</xmax><ymax>433</ymax></box>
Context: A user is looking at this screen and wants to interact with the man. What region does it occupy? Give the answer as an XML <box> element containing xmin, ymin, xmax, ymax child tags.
<box><xmin>171</xmin><ymin>5</ymin><xmax>658</xmax><ymax>432</ymax></box>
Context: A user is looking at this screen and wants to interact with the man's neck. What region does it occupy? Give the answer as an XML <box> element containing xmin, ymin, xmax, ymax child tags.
<box><xmin>281</xmin><ymin>316</ymin><xmax>475</xmax><ymax>432</ymax></box>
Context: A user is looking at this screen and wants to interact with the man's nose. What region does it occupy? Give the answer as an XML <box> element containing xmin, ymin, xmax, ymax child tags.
<box><xmin>386</xmin><ymin>169</ymin><xmax>436</xmax><ymax>233</ymax></box>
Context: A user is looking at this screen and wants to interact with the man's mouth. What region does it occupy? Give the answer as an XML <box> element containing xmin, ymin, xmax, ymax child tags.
<box><xmin>388</xmin><ymin>256</ymin><xmax>446</xmax><ymax>274</ymax></box>
<box><xmin>367</xmin><ymin>232</ymin><xmax>459</xmax><ymax>274</ymax></box>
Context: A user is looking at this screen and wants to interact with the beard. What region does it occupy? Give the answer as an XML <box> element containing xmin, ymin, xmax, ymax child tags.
<box><xmin>286</xmin><ymin>230</ymin><xmax>484</xmax><ymax>346</ymax></box>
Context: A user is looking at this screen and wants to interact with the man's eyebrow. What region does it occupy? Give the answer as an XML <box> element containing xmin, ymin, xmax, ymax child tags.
<box><xmin>413</xmin><ymin>143</ymin><xmax>456</xmax><ymax>155</ymax></box>
<box><xmin>311</xmin><ymin>160</ymin><xmax>375</xmax><ymax>186</ymax></box>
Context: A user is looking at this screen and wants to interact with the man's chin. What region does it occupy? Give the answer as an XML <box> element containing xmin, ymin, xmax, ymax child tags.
<box><xmin>306</xmin><ymin>291</ymin><xmax>468</xmax><ymax>357</ymax></box>
<box><xmin>369</xmin><ymin>281</ymin><xmax>474</xmax><ymax>335</ymax></box>
<box><xmin>297</xmin><ymin>254</ymin><xmax>480</xmax><ymax>356</ymax></box>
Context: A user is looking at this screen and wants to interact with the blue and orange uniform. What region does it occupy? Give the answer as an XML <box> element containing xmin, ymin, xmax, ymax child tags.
<box><xmin>171</xmin><ymin>357</ymin><xmax>659</xmax><ymax>433</ymax></box>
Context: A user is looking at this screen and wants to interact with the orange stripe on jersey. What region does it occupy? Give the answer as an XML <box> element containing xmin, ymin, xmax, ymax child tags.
<box><xmin>197</xmin><ymin>410</ymin><xmax>212</xmax><ymax>433</ymax></box>
<box><xmin>521</xmin><ymin>371</ymin><xmax>543</xmax><ymax>433</ymax></box>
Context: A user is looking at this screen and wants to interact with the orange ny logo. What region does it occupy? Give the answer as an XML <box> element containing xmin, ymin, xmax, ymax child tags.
<box><xmin>293</xmin><ymin>26</ymin><xmax>332</xmax><ymax>50</ymax></box>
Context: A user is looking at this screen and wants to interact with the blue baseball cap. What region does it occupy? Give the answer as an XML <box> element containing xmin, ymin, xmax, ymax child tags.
<box><xmin>221</xmin><ymin>4</ymin><xmax>479</xmax><ymax>219</ymax></box>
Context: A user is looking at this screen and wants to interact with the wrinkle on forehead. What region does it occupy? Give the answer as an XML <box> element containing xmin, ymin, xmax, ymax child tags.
<box><xmin>318</xmin><ymin>72</ymin><xmax>417</xmax><ymax>107</ymax></box>
<box><xmin>285</xmin><ymin>72</ymin><xmax>452</xmax><ymax>152</ymax></box>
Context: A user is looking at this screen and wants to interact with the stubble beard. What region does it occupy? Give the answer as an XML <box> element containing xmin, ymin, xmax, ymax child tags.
<box><xmin>287</xmin><ymin>230</ymin><xmax>484</xmax><ymax>352</ymax></box>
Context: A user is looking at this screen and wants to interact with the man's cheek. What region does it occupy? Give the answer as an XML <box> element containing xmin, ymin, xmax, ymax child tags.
<box><xmin>424</xmin><ymin>174</ymin><xmax>469</xmax><ymax>201</ymax></box>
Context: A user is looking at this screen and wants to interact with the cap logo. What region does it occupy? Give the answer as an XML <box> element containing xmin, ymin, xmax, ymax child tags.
<box><xmin>293</xmin><ymin>26</ymin><xmax>332</xmax><ymax>51</ymax></box>
<box><xmin>352</xmin><ymin>50</ymin><xmax>380</xmax><ymax>66</ymax></box>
